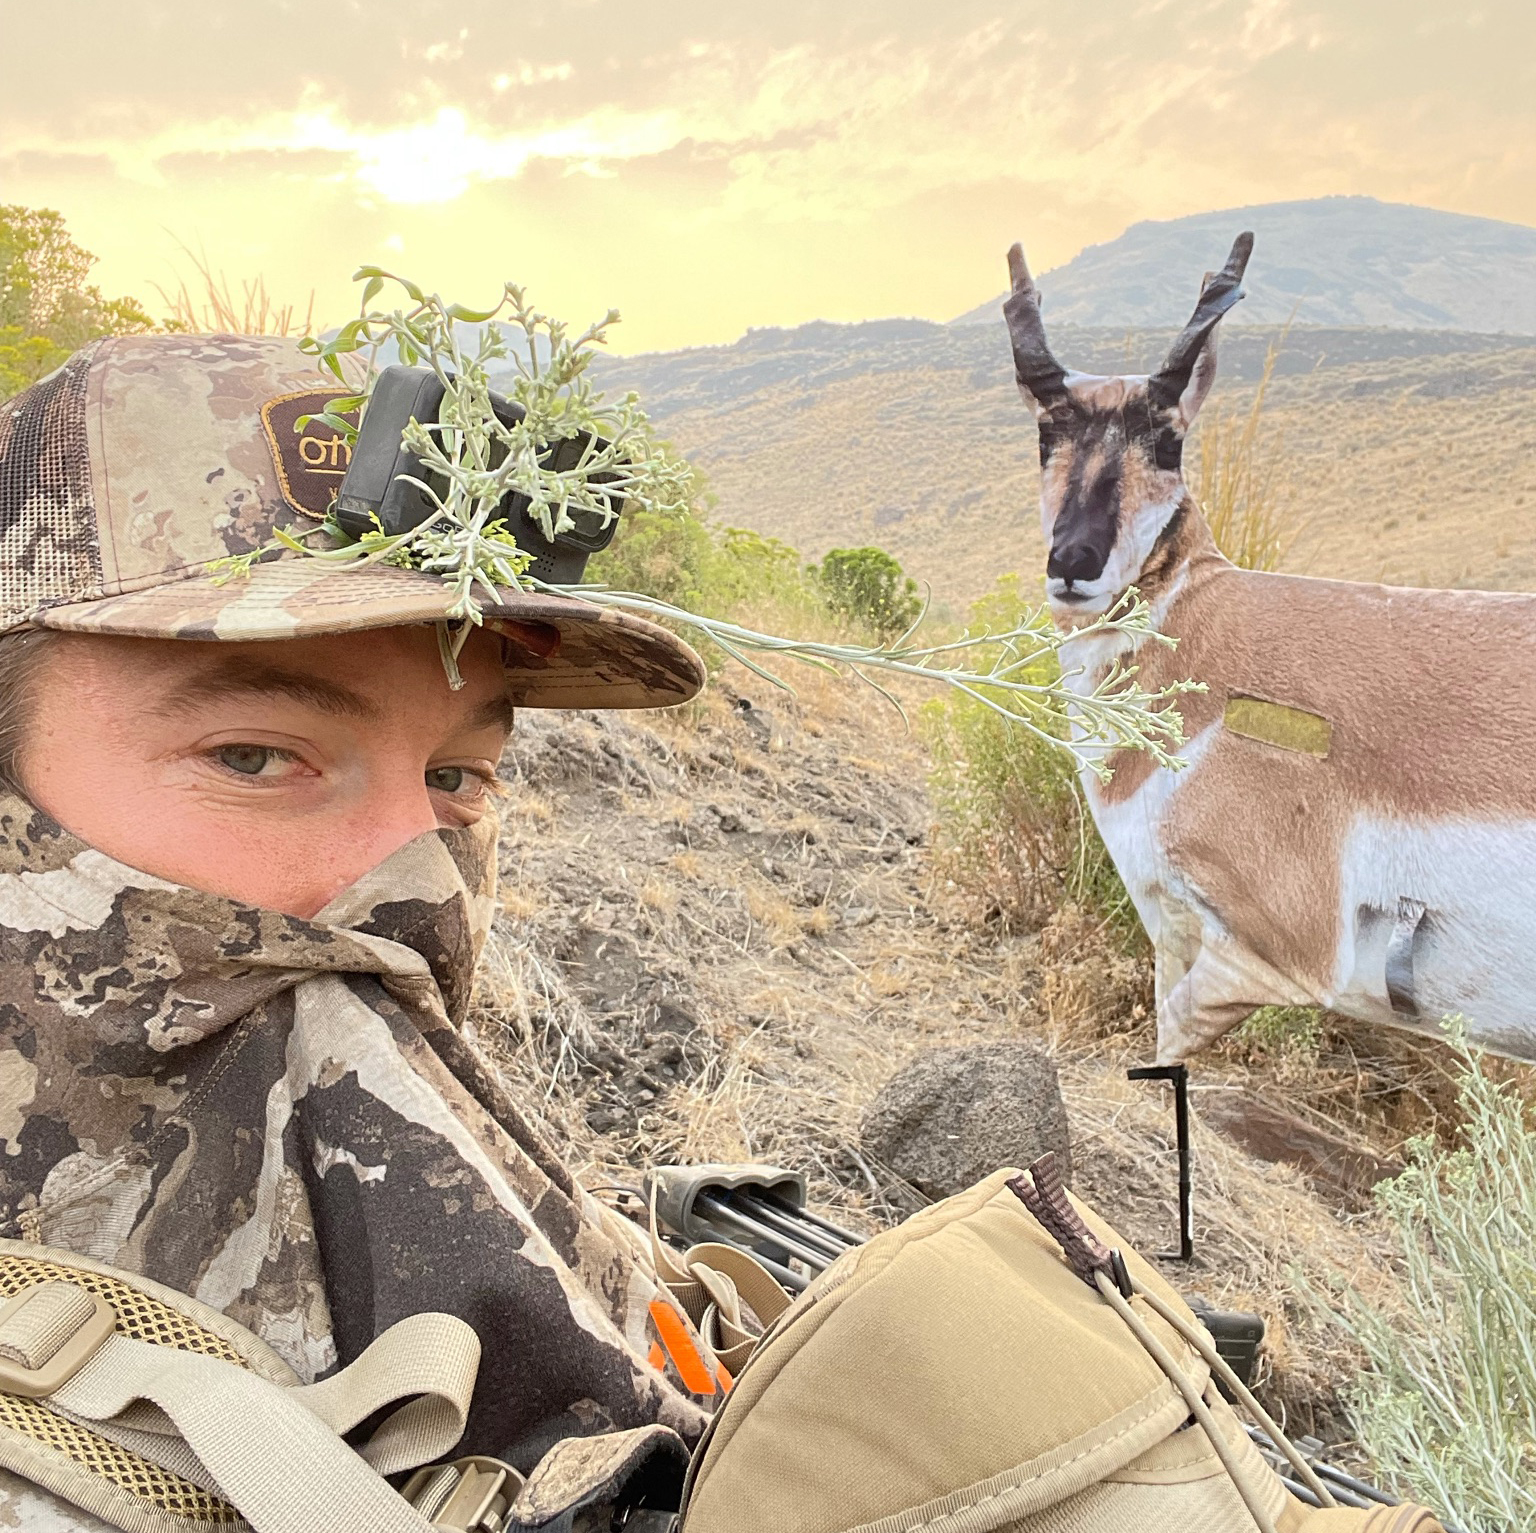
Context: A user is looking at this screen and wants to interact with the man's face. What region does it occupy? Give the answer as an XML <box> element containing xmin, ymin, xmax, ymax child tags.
<box><xmin>18</xmin><ymin>625</ymin><xmax>513</xmax><ymax>918</ymax></box>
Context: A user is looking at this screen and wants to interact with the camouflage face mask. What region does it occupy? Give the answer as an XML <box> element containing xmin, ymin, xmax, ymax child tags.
<box><xmin>0</xmin><ymin>793</ymin><xmax>712</xmax><ymax>1468</ymax></box>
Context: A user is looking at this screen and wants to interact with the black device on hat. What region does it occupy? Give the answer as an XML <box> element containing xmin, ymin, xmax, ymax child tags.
<box><xmin>333</xmin><ymin>365</ymin><xmax>622</xmax><ymax>585</ymax></box>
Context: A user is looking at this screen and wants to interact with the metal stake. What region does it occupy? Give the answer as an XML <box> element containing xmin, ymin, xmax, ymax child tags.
<box><xmin>1126</xmin><ymin>1063</ymin><xmax>1193</xmax><ymax>1260</ymax></box>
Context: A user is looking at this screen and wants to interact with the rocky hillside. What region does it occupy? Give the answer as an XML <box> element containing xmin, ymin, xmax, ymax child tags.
<box><xmin>951</xmin><ymin>197</ymin><xmax>1536</xmax><ymax>333</ymax></box>
<box><xmin>592</xmin><ymin>320</ymin><xmax>1536</xmax><ymax>608</ymax></box>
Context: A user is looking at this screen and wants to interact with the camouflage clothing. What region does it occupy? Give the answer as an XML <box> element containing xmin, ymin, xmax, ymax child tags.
<box><xmin>0</xmin><ymin>790</ymin><xmax>712</xmax><ymax>1469</ymax></box>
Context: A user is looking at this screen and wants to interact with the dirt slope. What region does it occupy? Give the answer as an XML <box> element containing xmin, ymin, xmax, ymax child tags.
<box><xmin>475</xmin><ymin>671</ymin><xmax>1411</xmax><ymax>1441</ymax></box>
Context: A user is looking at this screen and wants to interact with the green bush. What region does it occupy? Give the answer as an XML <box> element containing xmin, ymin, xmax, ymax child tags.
<box><xmin>1231</xmin><ymin>1004</ymin><xmax>1323</xmax><ymax>1058</ymax></box>
<box><xmin>921</xmin><ymin>575</ymin><xmax>1139</xmax><ymax>940</ymax></box>
<box><xmin>587</xmin><ymin>453</ymin><xmax>831</xmax><ymax>659</ymax></box>
<box><xmin>707</xmin><ymin>527</ymin><xmax>824</xmax><ymax>620</ymax></box>
<box><xmin>1332</xmin><ymin>1021</ymin><xmax>1536</xmax><ymax>1530</ymax></box>
<box><xmin>1</xmin><ymin>206</ymin><xmax>153</xmax><ymax>397</ymax></box>
<box><xmin>815</xmin><ymin>546</ymin><xmax>922</xmax><ymax>638</ymax></box>
<box><xmin>586</xmin><ymin>449</ymin><xmax>719</xmax><ymax>612</ymax></box>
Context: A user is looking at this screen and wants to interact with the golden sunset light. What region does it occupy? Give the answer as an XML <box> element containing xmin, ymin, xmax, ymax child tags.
<box><xmin>3</xmin><ymin>5</ymin><xmax>1536</xmax><ymax>1525</ymax></box>
<box><xmin>4</xmin><ymin>1</ymin><xmax>1535</xmax><ymax>350</ymax></box>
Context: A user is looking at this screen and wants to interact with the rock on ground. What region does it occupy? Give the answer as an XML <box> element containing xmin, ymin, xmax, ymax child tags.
<box><xmin>860</xmin><ymin>1043</ymin><xmax>1073</xmax><ymax>1199</ymax></box>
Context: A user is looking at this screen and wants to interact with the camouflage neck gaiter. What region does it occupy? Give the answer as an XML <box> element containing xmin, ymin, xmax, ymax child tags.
<box><xmin>0</xmin><ymin>794</ymin><xmax>710</xmax><ymax>1468</ymax></box>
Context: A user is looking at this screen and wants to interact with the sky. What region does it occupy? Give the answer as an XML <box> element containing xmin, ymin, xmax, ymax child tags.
<box><xmin>3</xmin><ymin>1</ymin><xmax>1535</xmax><ymax>353</ymax></box>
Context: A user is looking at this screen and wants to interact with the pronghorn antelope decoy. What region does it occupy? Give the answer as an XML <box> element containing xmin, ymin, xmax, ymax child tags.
<box><xmin>1004</xmin><ymin>232</ymin><xmax>1536</xmax><ymax>1063</ymax></box>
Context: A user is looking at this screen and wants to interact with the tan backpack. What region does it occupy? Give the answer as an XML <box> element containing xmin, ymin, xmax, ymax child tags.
<box><xmin>675</xmin><ymin>1160</ymin><xmax>1444</xmax><ymax>1533</ymax></box>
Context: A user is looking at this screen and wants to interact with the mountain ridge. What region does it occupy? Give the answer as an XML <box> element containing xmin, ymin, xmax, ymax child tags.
<box><xmin>949</xmin><ymin>197</ymin><xmax>1536</xmax><ymax>334</ymax></box>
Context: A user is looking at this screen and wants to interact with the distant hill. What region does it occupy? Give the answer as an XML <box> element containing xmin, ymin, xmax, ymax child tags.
<box><xmin>572</xmin><ymin>198</ymin><xmax>1536</xmax><ymax>610</ymax></box>
<box><xmin>594</xmin><ymin>317</ymin><xmax>1527</xmax><ymax>413</ymax></box>
<box><xmin>950</xmin><ymin>198</ymin><xmax>1536</xmax><ymax>334</ymax></box>
<box><xmin>590</xmin><ymin>316</ymin><xmax>1536</xmax><ymax>608</ymax></box>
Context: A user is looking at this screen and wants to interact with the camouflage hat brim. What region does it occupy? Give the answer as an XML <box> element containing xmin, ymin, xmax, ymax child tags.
<box><xmin>32</xmin><ymin>560</ymin><xmax>706</xmax><ymax>710</ymax></box>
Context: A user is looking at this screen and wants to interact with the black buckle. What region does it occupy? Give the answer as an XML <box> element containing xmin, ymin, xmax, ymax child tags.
<box><xmin>334</xmin><ymin>365</ymin><xmax>623</xmax><ymax>584</ymax></box>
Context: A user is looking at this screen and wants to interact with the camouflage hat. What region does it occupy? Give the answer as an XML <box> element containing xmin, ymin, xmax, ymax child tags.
<box><xmin>0</xmin><ymin>334</ymin><xmax>705</xmax><ymax>709</ymax></box>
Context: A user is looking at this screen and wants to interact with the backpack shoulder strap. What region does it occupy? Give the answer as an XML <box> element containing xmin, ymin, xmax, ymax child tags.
<box><xmin>0</xmin><ymin>1246</ymin><xmax>480</xmax><ymax>1533</ymax></box>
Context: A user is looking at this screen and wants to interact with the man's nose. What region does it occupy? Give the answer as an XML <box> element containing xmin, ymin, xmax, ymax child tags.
<box><xmin>1047</xmin><ymin>540</ymin><xmax>1104</xmax><ymax>585</ymax></box>
<box><xmin>303</xmin><ymin>784</ymin><xmax>442</xmax><ymax>917</ymax></box>
<box><xmin>358</xmin><ymin>785</ymin><xmax>442</xmax><ymax>866</ymax></box>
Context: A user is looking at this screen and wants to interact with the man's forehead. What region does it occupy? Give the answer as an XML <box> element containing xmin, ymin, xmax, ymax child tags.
<box><xmin>150</xmin><ymin>657</ymin><xmax>387</xmax><ymax>722</ymax></box>
<box><xmin>130</xmin><ymin>633</ymin><xmax>514</xmax><ymax>731</ymax></box>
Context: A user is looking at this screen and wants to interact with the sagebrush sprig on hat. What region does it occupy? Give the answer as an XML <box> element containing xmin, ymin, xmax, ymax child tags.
<box><xmin>207</xmin><ymin>268</ymin><xmax>1201</xmax><ymax>776</ymax></box>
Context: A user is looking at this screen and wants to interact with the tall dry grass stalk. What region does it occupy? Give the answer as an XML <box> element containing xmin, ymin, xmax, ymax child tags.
<box><xmin>155</xmin><ymin>242</ymin><xmax>316</xmax><ymax>337</ymax></box>
<box><xmin>1193</xmin><ymin>336</ymin><xmax>1298</xmax><ymax>573</ymax></box>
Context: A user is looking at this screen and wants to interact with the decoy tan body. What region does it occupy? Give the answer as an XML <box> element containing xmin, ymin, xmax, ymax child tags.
<box><xmin>1004</xmin><ymin>234</ymin><xmax>1536</xmax><ymax>1062</ymax></box>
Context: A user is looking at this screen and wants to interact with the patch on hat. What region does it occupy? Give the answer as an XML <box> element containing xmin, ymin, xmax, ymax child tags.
<box><xmin>260</xmin><ymin>389</ymin><xmax>361</xmax><ymax>520</ymax></box>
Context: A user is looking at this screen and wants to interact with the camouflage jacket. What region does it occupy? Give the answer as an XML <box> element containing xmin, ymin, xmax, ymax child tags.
<box><xmin>0</xmin><ymin>792</ymin><xmax>711</xmax><ymax>1468</ymax></box>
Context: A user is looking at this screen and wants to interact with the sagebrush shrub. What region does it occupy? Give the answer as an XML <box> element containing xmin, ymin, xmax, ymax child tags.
<box><xmin>815</xmin><ymin>546</ymin><xmax>923</xmax><ymax>638</ymax></box>
<box><xmin>1333</xmin><ymin>1021</ymin><xmax>1536</xmax><ymax>1531</ymax></box>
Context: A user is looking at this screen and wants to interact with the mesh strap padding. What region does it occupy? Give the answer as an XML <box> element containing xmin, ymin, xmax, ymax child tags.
<box><xmin>0</xmin><ymin>345</ymin><xmax>105</xmax><ymax>627</ymax></box>
<box><xmin>0</xmin><ymin>1252</ymin><xmax>249</xmax><ymax>1527</ymax></box>
<box><xmin>0</xmin><ymin>1390</ymin><xmax>243</xmax><ymax>1525</ymax></box>
<box><xmin>0</xmin><ymin>1254</ymin><xmax>247</xmax><ymax>1368</ymax></box>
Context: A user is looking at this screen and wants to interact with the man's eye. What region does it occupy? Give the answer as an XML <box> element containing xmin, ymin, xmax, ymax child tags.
<box><xmin>427</xmin><ymin>766</ymin><xmax>475</xmax><ymax>794</ymax></box>
<box><xmin>217</xmin><ymin>745</ymin><xmax>281</xmax><ymax>777</ymax></box>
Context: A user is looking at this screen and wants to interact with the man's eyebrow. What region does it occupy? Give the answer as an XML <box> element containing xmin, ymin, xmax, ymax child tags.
<box><xmin>464</xmin><ymin>695</ymin><xmax>516</xmax><ymax>733</ymax></box>
<box><xmin>152</xmin><ymin>664</ymin><xmax>384</xmax><ymax>722</ymax></box>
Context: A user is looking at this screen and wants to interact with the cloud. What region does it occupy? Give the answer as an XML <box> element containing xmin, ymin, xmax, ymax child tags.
<box><xmin>3</xmin><ymin>0</ymin><xmax>1534</xmax><ymax>349</ymax></box>
<box><xmin>2</xmin><ymin>95</ymin><xmax>689</xmax><ymax>205</ymax></box>
<box><xmin>0</xmin><ymin>12</ymin><xmax>1298</xmax><ymax>214</ymax></box>
<box><xmin>494</xmin><ymin>63</ymin><xmax>576</xmax><ymax>91</ymax></box>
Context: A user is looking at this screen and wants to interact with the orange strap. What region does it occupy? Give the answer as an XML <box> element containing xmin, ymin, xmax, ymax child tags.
<box><xmin>648</xmin><ymin>1299</ymin><xmax>719</xmax><ymax>1396</ymax></box>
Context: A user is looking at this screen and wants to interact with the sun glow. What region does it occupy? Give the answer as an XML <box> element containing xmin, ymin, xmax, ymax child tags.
<box><xmin>281</xmin><ymin>105</ymin><xmax>685</xmax><ymax>204</ymax></box>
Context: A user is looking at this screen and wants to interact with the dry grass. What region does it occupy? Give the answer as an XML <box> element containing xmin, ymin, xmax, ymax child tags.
<box><xmin>154</xmin><ymin>242</ymin><xmax>317</xmax><ymax>336</ymax></box>
<box><xmin>1219</xmin><ymin>1015</ymin><xmax>1471</xmax><ymax>1151</ymax></box>
<box><xmin>640</xmin><ymin>879</ymin><xmax>680</xmax><ymax>915</ymax></box>
<box><xmin>743</xmin><ymin>885</ymin><xmax>804</xmax><ymax>946</ymax></box>
<box><xmin>1191</xmin><ymin>335</ymin><xmax>1300</xmax><ymax>572</ymax></box>
<box><xmin>1036</xmin><ymin>902</ymin><xmax>1152</xmax><ymax>1035</ymax></box>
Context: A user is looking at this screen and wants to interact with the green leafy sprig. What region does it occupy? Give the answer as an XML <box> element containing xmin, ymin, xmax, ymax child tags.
<box><xmin>210</xmin><ymin>267</ymin><xmax>1201</xmax><ymax>773</ymax></box>
<box><xmin>210</xmin><ymin>268</ymin><xmax>687</xmax><ymax>679</ymax></box>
